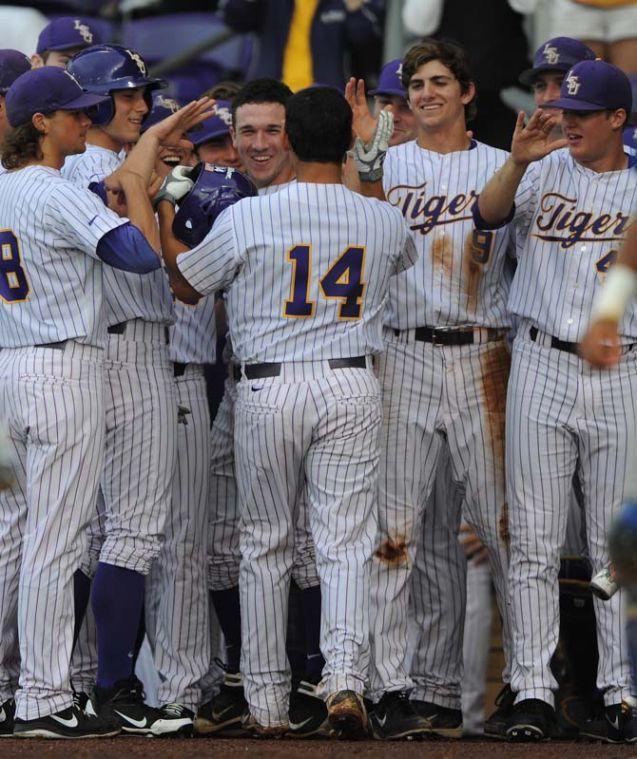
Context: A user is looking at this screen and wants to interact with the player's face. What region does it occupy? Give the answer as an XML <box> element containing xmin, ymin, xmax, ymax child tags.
<box><xmin>46</xmin><ymin>109</ymin><xmax>92</xmax><ymax>156</ymax></box>
<box><xmin>45</xmin><ymin>47</ymin><xmax>84</xmax><ymax>68</ymax></box>
<box><xmin>106</xmin><ymin>87</ymin><xmax>149</xmax><ymax>145</ymax></box>
<box><xmin>197</xmin><ymin>133</ymin><xmax>242</xmax><ymax>169</ymax></box>
<box><xmin>373</xmin><ymin>94</ymin><xmax>417</xmax><ymax>146</ymax></box>
<box><xmin>155</xmin><ymin>142</ymin><xmax>195</xmax><ymax>178</ymax></box>
<box><xmin>407</xmin><ymin>60</ymin><xmax>474</xmax><ymax>134</ymax></box>
<box><xmin>561</xmin><ymin>108</ymin><xmax>625</xmax><ymax>166</ymax></box>
<box><xmin>532</xmin><ymin>72</ymin><xmax>564</xmax><ymax>106</ymax></box>
<box><xmin>232</xmin><ymin>102</ymin><xmax>290</xmax><ymax>187</ymax></box>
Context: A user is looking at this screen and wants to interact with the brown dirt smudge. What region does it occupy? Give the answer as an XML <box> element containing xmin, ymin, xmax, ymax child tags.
<box><xmin>375</xmin><ymin>535</ymin><xmax>409</xmax><ymax>567</ymax></box>
<box><xmin>431</xmin><ymin>232</ymin><xmax>454</xmax><ymax>278</ymax></box>
<box><xmin>479</xmin><ymin>342</ymin><xmax>511</xmax><ymax>464</ymax></box>
<box><xmin>499</xmin><ymin>502</ymin><xmax>510</xmax><ymax>547</ymax></box>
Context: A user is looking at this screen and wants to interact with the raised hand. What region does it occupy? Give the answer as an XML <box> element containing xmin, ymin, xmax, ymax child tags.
<box><xmin>510</xmin><ymin>109</ymin><xmax>568</xmax><ymax>166</ymax></box>
<box><xmin>146</xmin><ymin>97</ymin><xmax>216</xmax><ymax>150</ymax></box>
<box><xmin>345</xmin><ymin>77</ymin><xmax>378</xmax><ymax>146</ymax></box>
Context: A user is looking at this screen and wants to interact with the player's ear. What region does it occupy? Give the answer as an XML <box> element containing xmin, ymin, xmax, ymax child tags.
<box><xmin>461</xmin><ymin>81</ymin><xmax>476</xmax><ymax>107</ymax></box>
<box><xmin>282</xmin><ymin>130</ymin><xmax>290</xmax><ymax>151</ymax></box>
<box><xmin>608</xmin><ymin>108</ymin><xmax>627</xmax><ymax>131</ymax></box>
<box><xmin>30</xmin><ymin>53</ymin><xmax>44</xmax><ymax>69</ymax></box>
<box><xmin>31</xmin><ymin>112</ymin><xmax>48</xmax><ymax>135</ymax></box>
<box><xmin>230</xmin><ymin>125</ymin><xmax>237</xmax><ymax>148</ymax></box>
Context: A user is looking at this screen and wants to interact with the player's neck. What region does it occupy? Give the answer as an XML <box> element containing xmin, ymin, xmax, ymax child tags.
<box><xmin>86</xmin><ymin>127</ymin><xmax>122</xmax><ymax>154</ymax></box>
<box><xmin>416</xmin><ymin>120</ymin><xmax>471</xmax><ymax>154</ymax></box>
<box><xmin>294</xmin><ymin>161</ymin><xmax>342</xmax><ymax>184</ymax></box>
<box><xmin>576</xmin><ymin>143</ymin><xmax>628</xmax><ymax>174</ymax></box>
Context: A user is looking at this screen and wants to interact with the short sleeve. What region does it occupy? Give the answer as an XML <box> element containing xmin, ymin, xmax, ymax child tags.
<box><xmin>512</xmin><ymin>160</ymin><xmax>542</xmax><ymax>239</ymax></box>
<box><xmin>44</xmin><ymin>181</ymin><xmax>129</xmax><ymax>260</ymax></box>
<box><xmin>176</xmin><ymin>205</ymin><xmax>241</xmax><ymax>296</ymax></box>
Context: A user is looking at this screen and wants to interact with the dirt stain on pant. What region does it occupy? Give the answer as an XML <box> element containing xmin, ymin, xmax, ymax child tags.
<box><xmin>480</xmin><ymin>342</ymin><xmax>511</xmax><ymax>547</ymax></box>
<box><xmin>375</xmin><ymin>535</ymin><xmax>409</xmax><ymax>567</ymax></box>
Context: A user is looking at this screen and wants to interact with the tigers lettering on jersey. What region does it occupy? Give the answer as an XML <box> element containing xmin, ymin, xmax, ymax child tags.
<box><xmin>382</xmin><ymin>140</ymin><xmax>514</xmax><ymax>331</ymax></box>
<box><xmin>508</xmin><ymin>149</ymin><xmax>637</xmax><ymax>342</ymax></box>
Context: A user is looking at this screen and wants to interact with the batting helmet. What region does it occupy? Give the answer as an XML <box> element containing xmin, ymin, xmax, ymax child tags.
<box><xmin>173</xmin><ymin>163</ymin><xmax>257</xmax><ymax>248</ymax></box>
<box><xmin>66</xmin><ymin>44</ymin><xmax>164</xmax><ymax>125</ymax></box>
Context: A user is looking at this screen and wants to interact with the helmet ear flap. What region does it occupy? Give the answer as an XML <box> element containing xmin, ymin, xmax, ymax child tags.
<box><xmin>90</xmin><ymin>96</ymin><xmax>115</xmax><ymax>127</ymax></box>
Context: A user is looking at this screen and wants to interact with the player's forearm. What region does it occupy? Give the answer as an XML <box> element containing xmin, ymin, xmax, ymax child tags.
<box><xmin>477</xmin><ymin>156</ymin><xmax>528</xmax><ymax>225</ymax></box>
<box><xmin>590</xmin><ymin>221</ymin><xmax>637</xmax><ymax>324</ymax></box>
<box><xmin>158</xmin><ymin>202</ymin><xmax>202</xmax><ymax>304</ymax></box>
<box><xmin>118</xmin><ymin>173</ymin><xmax>161</xmax><ymax>253</ymax></box>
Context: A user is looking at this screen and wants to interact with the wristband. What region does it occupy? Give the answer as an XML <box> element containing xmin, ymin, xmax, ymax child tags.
<box><xmin>590</xmin><ymin>263</ymin><xmax>637</xmax><ymax>323</ymax></box>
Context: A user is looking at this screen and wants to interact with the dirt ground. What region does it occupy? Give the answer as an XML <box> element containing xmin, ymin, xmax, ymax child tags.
<box><xmin>1</xmin><ymin>736</ymin><xmax>636</xmax><ymax>759</ymax></box>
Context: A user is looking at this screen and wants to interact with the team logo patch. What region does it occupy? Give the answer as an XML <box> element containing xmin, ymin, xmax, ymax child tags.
<box><xmin>73</xmin><ymin>19</ymin><xmax>93</xmax><ymax>44</ymax></box>
<box><xmin>214</xmin><ymin>105</ymin><xmax>232</xmax><ymax>127</ymax></box>
<box><xmin>566</xmin><ymin>73</ymin><xmax>581</xmax><ymax>95</ymax></box>
<box><xmin>126</xmin><ymin>49</ymin><xmax>147</xmax><ymax>76</ymax></box>
<box><xmin>542</xmin><ymin>43</ymin><xmax>559</xmax><ymax>65</ymax></box>
<box><xmin>396</xmin><ymin>62</ymin><xmax>403</xmax><ymax>79</ymax></box>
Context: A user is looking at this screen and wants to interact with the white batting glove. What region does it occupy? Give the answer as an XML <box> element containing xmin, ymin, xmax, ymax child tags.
<box><xmin>154</xmin><ymin>165</ymin><xmax>194</xmax><ymax>208</ymax></box>
<box><xmin>351</xmin><ymin>109</ymin><xmax>393</xmax><ymax>182</ymax></box>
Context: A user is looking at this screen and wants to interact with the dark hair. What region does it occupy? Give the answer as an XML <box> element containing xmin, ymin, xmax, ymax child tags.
<box><xmin>401</xmin><ymin>38</ymin><xmax>477</xmax><ymax>121</ymax></box>
<box><xmin>202</xmin><ymin>80</ymin><xmax>243</xmax><ymax>101</ymax></box>
<box><xmin>1</xmin><ymin>121</ymin><xmax>42</xmax><ymax>170</ymax></box>
<box><xmin>286</xmin><ymin>86</ymin><xmax>352</xmax><ymax>164</ymax></box>
<box><xmin>231</xmin><ymin>78</ymin><xmax>292</xmax><ymax>123</ymax></box>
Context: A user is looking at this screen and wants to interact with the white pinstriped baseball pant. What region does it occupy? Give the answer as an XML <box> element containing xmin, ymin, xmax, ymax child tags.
<box><xmin>0</xmin><ymin>343</ymin><xmax>104</xmax><ymax>720</ymax></box>
<box><xmin>507</xmin><ymin>325</ymin><xmax>634</xmax><ymax>707</ymax></box>
<box><xmin>370</xmin><ymin>328</ymin><xmax>512</xmax><ymax>700</ymax></box>
<box><xmin>234</xmin><ymin>361</ymin><xmax>381</xmax><ymax>727</ymax></box>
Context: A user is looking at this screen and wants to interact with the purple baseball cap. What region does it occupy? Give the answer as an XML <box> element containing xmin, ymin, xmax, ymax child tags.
<box><xmin>36</xmin><ymin>17</ymin><xmax>101</xmax><ymax>55</ymax></box>
<box><xmin>5</xmin><ymin>67</ymin><xmax>109</xmax><ymax>127</ymax></box>
<box><xmin>541</xmin><ymin>59</ymin><xmax>632</xmax><ymax>114</ymax></box>
<box><xmin>519</xmin><ymin>37</ymin><xmax>596</xmax><ymax>86</ymax></box>
<box><xmin>189</xmin><ymin>100</ymin><xmax>233</xmax><ymax>147</ymax></box>
<box><xmin>0</xmin><ymin>49</ymin><xmax>31</xmax><ymax>95</ymax></box>
<box><xmin>142</xmin><ymin>93</ymin><xmax>181</xmax><ymax>131</ymax></box>
<box><xmin>369</xmin><ymin>59</ymin><xmax>406</xmax><ymax>98</ymax></box>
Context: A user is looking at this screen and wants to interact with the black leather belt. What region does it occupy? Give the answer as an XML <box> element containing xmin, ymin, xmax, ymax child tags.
<box><xmin>529</xmin><ymin>326</ymin><xmax>578</xmax><ymax>356</ymax></box>
<box><xmin>233</xmin><ymin>356</ymin><xmax>367</xmax><ymax>382</ymax></box>
<box><xmin>394</xmin><ymin>327</ymin><xmax>475</xmax><ymax>346</ymax></box>
<box><xmin>107</xmin><ymin>322</ymin><xmax>170</xmax><ymax>344</ymax></box>
<box><xmin>173</xmin><ymin>362</ymin><xmax>188</xmax><ymax>378</ymax></box>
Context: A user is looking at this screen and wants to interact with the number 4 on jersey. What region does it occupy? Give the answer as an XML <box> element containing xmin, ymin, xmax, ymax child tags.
<box><xmin>284</xmin><ymin>244</ymin><xmax>366</xmax><ymax>320</ymax></box>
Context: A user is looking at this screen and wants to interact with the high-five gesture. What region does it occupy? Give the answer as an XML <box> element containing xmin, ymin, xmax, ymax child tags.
<box><xmin>145</xmin><ymin>97</ymin><xmax>216</xmax><ymax>151</ymax></box>
<box><xmin>345</xmin><ymin>77</ymin><xmax>379</xmax><ymax>146</ymax></box>
<box><xmin>510</xmin><ymin>109</ymin><xmax>568</xmax><ymax>167</ymax></box>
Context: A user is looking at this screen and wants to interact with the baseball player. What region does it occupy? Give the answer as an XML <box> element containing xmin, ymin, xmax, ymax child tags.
<box><xmin>347</xmin><ymin>38</ymin><xmax>515</xmax><ymax>740</ymax></box>
<box><xmin>141</xmin><ymin>96</ymin><xmax>229</xmax><ymax>728</ymax></box>
<box><xmin>31</xmin><ymin>17</ymin><xmax>101</xmax><ymax>69</ymax></box>
<box><xmin>158</xmin><ymin>84</ymin><xmax>417</xmax><ymax>738</ymax></box>
<box><xmin>196</xmin><ymin>79</ymin><xmax>327</xmax><ymax>739</ymax></box>
<box><xmin>63</xmin><ymin>45</ymin><xmax>213</xmax><ymax>736</ymax></box>
<box><xmin>191</xmin><ymin>99</ymin><xmax>241</xmax><ymax>169</ymax></box>
<box><xmin>475</xmin><ymin>59</ymin><xmax>637</xmax><ymax>742</ymax></box>
<box><xmin>0</xmin><ymin>65</ymin><xmax>164</xmax><ymax>738</ymax></box>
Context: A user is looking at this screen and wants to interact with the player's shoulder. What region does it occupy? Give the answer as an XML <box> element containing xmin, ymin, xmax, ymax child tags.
<box><xmin>471</xmin><ymin>140</ymin><xmax>509</xmax><ymax>165</ymax></box>
<box><xmin>62</xmin><ymin>144</ymin><xmax>122</xmax><ymax>181</ymax></box>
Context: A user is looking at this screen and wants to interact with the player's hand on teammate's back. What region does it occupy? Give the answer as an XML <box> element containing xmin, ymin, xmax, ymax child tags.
<box><xmin>510</xmin><ymin>109</ymin><xmax>568</xmax><ymax>167</ymax></box>
<box><xmin>579</xmin><ymin>319</ymin><xmax>622</xmax><ymax>368</ymax></box>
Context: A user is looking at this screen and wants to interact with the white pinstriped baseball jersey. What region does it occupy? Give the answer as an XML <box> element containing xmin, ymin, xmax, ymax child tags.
<box><xmin>508</xmin><ymin>149</ymin><xmax>637</xmax><ymax>342</ymax></box>
<box><xmin>169</xmin><ymin>297</ymin><xmax>216</xmax><ymax>364</ymax></box>
<box><xmin>0</xmin><ymin>165</ymin><xmax>127</xmax><ymax>348</ymax></box>
<box><xmin>62</xmin><ymin>143</ymin><xmax>174</xmax><ymax>327</ymax></box>
<box><xmin>177</xmin><ymin>182</ymin><xmax>417</xmax><ymax>363</ymax></box>
<box><xmin>383</xmin><ymin>140</ymin><xmax>514</xmax><ymax>329</ymax></box>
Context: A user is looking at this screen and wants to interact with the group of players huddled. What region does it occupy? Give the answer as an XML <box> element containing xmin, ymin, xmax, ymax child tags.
<box><xmin>0</xmin><ymin>13</ymin><xmax>636</xmax><ymax>745</ymax></box>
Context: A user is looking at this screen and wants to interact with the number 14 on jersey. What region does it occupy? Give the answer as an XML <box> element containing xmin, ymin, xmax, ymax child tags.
<box><xmin>283</xmin><ymin>244</ymin><xmax>366</xmax><ymax>321</ymax></box>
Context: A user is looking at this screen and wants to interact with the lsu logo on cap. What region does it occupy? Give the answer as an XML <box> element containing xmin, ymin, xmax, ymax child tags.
<box><xmin>73</xmin><ymin>19</ymin><xmax>93</xmax><ymax>45</ymax></box>
<box><xmin>566</xmin><ymin>73</ymin><xmax>581</xmax><ymax>95</ymax></box>
<box><xmin>156</xmin><ymin>95</ymin><xmax>180</xmax><ymax>114</ymax></box>
<box><xmin>396</xmin><ymin>62</ymin><xmax>403</xmax><ymax>79</ymax></box>
<box><xmin>126</xmin><ymin>49</ymin><xmax>146</xmax><ymax>76</ymax></box>
<box><xmin>542</xmin><ymin>43</ymin><xmax>559</xmax><ymax>65</ymax></box>
<box><xmin>215</xmin><ymin>105</ymin><xmax>232</xmax><ymax>127</ymax></box>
